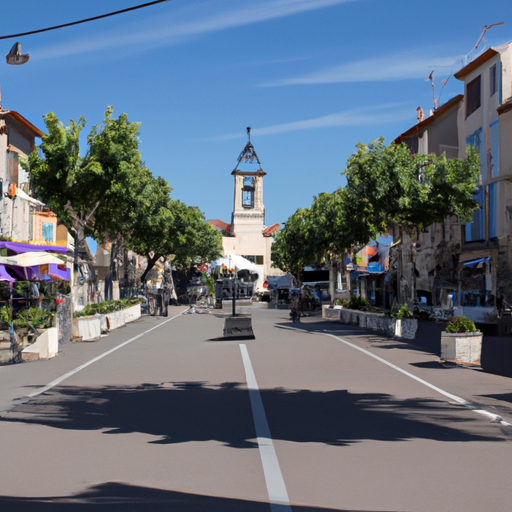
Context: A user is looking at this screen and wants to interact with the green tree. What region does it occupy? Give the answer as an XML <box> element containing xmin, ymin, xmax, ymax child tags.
<box><xmin>341</xmin><ymin>138</ymin><xmax>480</xmax><ymax>239</ymax></box>
<box><xmin>341</xmin><ymin>138</ymin><xmax>480</xmax><ymax>303</ymax></box>
<box><xmin>271</xmin><ymin>189</ymin><xmax>354</xmax><ymax>291</ymax></box>
<box><xmin>273</xmin><ymin>138</ymin><xmax>480</xmax><ymax>302</ymax></box>
<box><xmin>127</xmin><ymin>196</ymin><xmax>222</xmax><ymax>282</ymax></box>
<box><xmin>122</xmin><ymin>175</ymin><xmax>175</xmax><ymax>282</ymax></box>
<box><xmin>168</xmin><ymin>203</ymin><xmax>223</xmax><ymax>270</ymax></box>
<box><xmin>28</xmin><ymin>107</ymin><xmax>223</xmax><ymax>283</ymax></box>
<box><xmin>271</xmin><ymin>207</ymin><xmax>312</xmax><ymax>280</ymax></box>
<box><xmin>28</xmin><ymin>107</ymin><xmax>152</xmax><ymax>261</ymax></box>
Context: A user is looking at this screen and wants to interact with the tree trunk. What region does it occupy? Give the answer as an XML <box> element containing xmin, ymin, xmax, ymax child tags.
<box><xmin>140</xmin><ymin>254</ymin><xmax>161</xmax><ymax>283</ymax></box>
<box><xmin>329</xmin><ymin>261</ymin><xmax>336</xmax><ymax>306</ymax></box>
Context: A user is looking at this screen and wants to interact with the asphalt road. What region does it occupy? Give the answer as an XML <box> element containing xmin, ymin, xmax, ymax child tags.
<box><xmin>1</xmin><ymin>306</ymin><xmax>512</xmax><ymax>512</ymax></box>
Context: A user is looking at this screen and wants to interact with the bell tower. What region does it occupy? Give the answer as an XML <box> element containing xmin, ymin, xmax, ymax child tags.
<box><xmin>231</xmin><ymin>127</ymin><xmax>266</xmax><ymax>235</ymax></box>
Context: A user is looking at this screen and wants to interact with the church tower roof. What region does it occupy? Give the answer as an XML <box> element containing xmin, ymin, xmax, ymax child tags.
<box><xmin>232</xmin><ymin>127</ymin><xmax>265</xmax><ymax>175</ymax></box>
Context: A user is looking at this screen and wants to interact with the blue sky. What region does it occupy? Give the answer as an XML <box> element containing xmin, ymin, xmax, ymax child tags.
<box><xmin>2</xmin><ymin>0</ymin><xmax>512</xmax><ymax>229</ymax></box>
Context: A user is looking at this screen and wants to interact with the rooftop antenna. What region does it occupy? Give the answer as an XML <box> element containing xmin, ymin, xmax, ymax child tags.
<box><xmin>473</xmin><ymin>22</ymin><xmax>505</xmax><ymax>52</ymax></box>
<box><xmin>425</xmin><ymin>70</ymin><xmax>450</xmax><ymax>112</ymax></box>
<box><xmin>246</xmin><ymin>126</ymin><xmax>251</xmax><ymax>142</ymax></box>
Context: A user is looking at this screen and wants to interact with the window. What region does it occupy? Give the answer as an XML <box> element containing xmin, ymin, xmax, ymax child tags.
<box><xmin>242</xmin><ymin>189</ymin><xmax>254</xmax><ymax>207</ymax></box>
<box><xmin>466</xmin><ymin>75</ymin><xmax>481</xmax><ymax>117</ymax></box>
<box><xmin>42</xmin><ymin>223</ymin><xmax>54</xmax><ymax>242</ymax></box>
<box><xmin>243</xmin><ymin>255</ymin><xmax>264</xmax><ymax>265</ymax></box>
<box><xmin>242</xmin><ymin>176</ymin><xmax>255</xmax><ymax>208</ymax></box>
<box><xmin>464</xmin><ymin>130</ymin><xmax>484</xmax><ymax>242</ymax></box>
<box><xmin>489</xmin><ymin>182</ymin><xmax>497</xmax><ymax>238</ymax></box>
<box><xmin>490</xmin><ymin>64</ymin><xmax>497</xmax><ymax>96</ymax></box>
<box><xmin>8</xmin><ymin>151</ymin><xmax>19</xmax><ymax>185</ymax></box>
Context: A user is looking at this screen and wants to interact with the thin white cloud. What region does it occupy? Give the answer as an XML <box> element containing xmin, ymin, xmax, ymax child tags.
<box><xmin>34</xmin><ymin>0</ymin><xmax>359</xmax><ymax>60</ymax></box>
<box><xmin>216</xmin><ymin>103</ymin><xmax>413</xmax><ymax>139</ymax></box>
<box><xmin>260</xmin><ymin>52</ymin><xmax>464</xmax><ymax>86</ymax></box>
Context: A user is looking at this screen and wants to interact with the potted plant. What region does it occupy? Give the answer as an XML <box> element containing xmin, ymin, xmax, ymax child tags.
<box><xmin>392</xmin><ymin>304</ymin><xmax>417</xmax><ymax>339</ymax></box>
<box><xmin>441</xmin><ymin>316</ymin><xmax>482</xmax><ymax>365</ymax></box>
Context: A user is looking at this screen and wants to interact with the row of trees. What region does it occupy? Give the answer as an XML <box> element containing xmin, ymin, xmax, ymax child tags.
<box><xmin>271</xmin><ymin>137</ymin><xmax>481</xmax><ymax>294</ymax></box>
<box><xmin>28</xmin><ymin>107</ymin><xmax>223</xmax><ymax>280</ymax></box>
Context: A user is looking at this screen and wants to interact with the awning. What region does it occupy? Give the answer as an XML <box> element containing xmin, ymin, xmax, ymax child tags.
<box><xmin>8</xmin><ymin>265</ymin><xmax>40</xmax><ymax>281</ymax></box>
<box><xmin>210</xmin><ymin>255</ymin><xmax>260</xmax><ymax>274</ymax></box>
<box><xmin>47</xmin><ymin>265</ymin><xmax>71</xmax><ymax>281</ymax></box>
<box><xmin>0</xmin><ymin>241</ymin><xmax>67</xmax><ymax>254</ymax></box>
<box><xmin>7</xmin><ymin>263</ymin><xmax>70</xmax><ymax>282</ymax></box>
<box><xmin>462</xmin><ymin>257</ymin><xmax>490</xmax><ymax>268</ymax></box>
<box><xmin>0</xmin><ymin>264</ymin><xmax>15</xmax><ymax>282</ymax></box>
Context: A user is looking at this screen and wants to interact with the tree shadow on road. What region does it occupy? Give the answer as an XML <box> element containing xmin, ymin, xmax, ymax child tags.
<box><xmin>0</xmin><ymin>482</ymin><xmax>391</xmax><ymax>512</ymax></box>
<box><xmin>1</xmin><ymin>380</ymin><xmax>504</xmax><ymax>446</ymax></box>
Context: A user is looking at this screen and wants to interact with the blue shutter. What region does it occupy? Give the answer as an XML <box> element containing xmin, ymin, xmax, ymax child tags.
<box><xmin>465</xmin><ymin>130</ymin><xmax>485</xmax><ymax>241</ymax></box>
<box><xmin>489</xmin><ymin>182</ymin><xmax>497</xmax><ymax>238</ymax></box>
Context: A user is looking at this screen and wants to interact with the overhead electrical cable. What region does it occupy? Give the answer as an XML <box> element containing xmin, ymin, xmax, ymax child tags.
<box><xmin>0</xmin><ymin>0</ymin><xmax>172</xmax><ymax>40</ymax></box>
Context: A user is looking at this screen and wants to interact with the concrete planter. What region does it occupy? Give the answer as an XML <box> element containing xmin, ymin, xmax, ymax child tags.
<box><xmin>440</xmin><ymin>331</ymin><xmax>483</xmax><ymax>365</ymax></box>
<box><xmin>321</xmin><ymin>305</ymin><xmax>418</xmax><ymax>340</ymax></box>
<box><xmin>22</xmin><ymin>327</ymin><xmax>58</xmax><ymax>360</ymax></box>
<box><xmin>72</xmin><ymin>315</ymin><xmax>102</xmax><ymax>341</ymax></box>
<box><xmin>103</xmin><ymin>303</ymin><xmax>142</xmax><ymax>332</ymax></box>
<box><xmin>394</xmin><ymin>318</ymin><xmax>418</xmax><ymax>339</ymax></box>
<box><xmin>73</xmin><ymin>303</ymin><xmax>142</xmax><ymax>342</ymax></box>
<box><xmin>322</xmin><ymin>306</ymin><xmax>342</xmax><ymax>320</ymax></box>
<box><xmin>122</xmin><ymin>303</ymin><xmax>141</xmax><ymax>323</ymax></box>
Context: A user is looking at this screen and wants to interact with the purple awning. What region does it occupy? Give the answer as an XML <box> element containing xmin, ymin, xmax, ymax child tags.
<box><xmin>0</xmin><ymin>241</ymin><xmax>67</xmax><ymax>254</ymax></box>
<box><xmin>47</xmin><ymin>264</ymin><xmax>71</xmax><ymax>281</ymax></box>
<box><xmin>4</xmin><ymin>264</ymin><xmax>70</xmax><ymax>282</ymax></box>
<box><xmin>0</xmin><ymin>264</ymin><xmax>15</xmax><ymax>282</ymax></box>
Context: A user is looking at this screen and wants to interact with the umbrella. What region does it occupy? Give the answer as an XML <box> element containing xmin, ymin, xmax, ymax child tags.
<box><xmin>0</xmin><ymin>252</ymin><xmax>64</xmax><ymax>267</ymax></box>
<box><xmin>210</xmin><ymin>255</ymin><xmax>259</xmax><ymax>274</ymax></box>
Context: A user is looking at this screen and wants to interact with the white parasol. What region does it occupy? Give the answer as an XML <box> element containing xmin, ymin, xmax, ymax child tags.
<box><xmin>209</xmin><ymin>255</ymin><xmax>259</xmax><ymax>274</ymax></box>
<box><xmin>0</xmin><ymin>251</ymin><xmax>65</xmax><ymax>267</ymax></box>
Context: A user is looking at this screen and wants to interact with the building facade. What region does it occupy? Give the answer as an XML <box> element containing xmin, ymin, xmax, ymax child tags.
<box><xmin>387</xmin><ymin>42</ymin><xmax>512</xmax><ymax>325</ymax></box>
<box><xmin>0</xmin><ymin>108</ymin><xmax>55</xmax><ymax>243</ymax></box>
<box><xmin>452</xmin><ymin>43</ymin><xmax>512</xmax><ymax>323</ymax></box>
<box><xmin>392</xmin><ymin>95</ymin><xmax>465</xmax><ymax>310</ymax></box>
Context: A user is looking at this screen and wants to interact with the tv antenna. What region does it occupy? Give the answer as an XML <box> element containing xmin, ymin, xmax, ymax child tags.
<box><xmin>425</xmin><ymin>70</ymin><xmax>451</xmax><ymax>112</ymax></box>
<box><xmin>473</xmin><ymin>22</ymin><xmax>505</xmax><ymax>52</ymax></box>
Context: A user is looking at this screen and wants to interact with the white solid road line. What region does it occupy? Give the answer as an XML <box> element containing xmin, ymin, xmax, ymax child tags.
<box><xmin>323</xmin><ymin>332</ymin><xmax>511</xmax><ymax>427</ymax></box>
<box><xmin>239</xmin><ymin>344</ymin><xmax>292</xmax><ymax>512</ymax></box>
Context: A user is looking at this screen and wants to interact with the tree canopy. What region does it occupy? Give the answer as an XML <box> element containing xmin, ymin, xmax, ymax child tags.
<box><xmin>273</xmin><ymin>138</ymin><xmax>481</xmax><ymax>279</ymax></box>
<box><xmin>28</xmin><ymin>106</ymin><xmax>150</xmax><ymax>247</ymax></box>
<box><xmin>342</xmin><ymin>138</ymin><xmax>480</xmax><ymax>236</ymax></box>
<box><xmin>28</xmin><ymin>107</ymin><xmax>223</xmax><ymax>276</ymax></box>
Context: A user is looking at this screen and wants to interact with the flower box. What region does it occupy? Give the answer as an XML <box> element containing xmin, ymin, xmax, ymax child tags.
<box><xmin>440</xmin><ymin>331</ymin><xmax>483</xmax><ymax>365</ymax></box>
